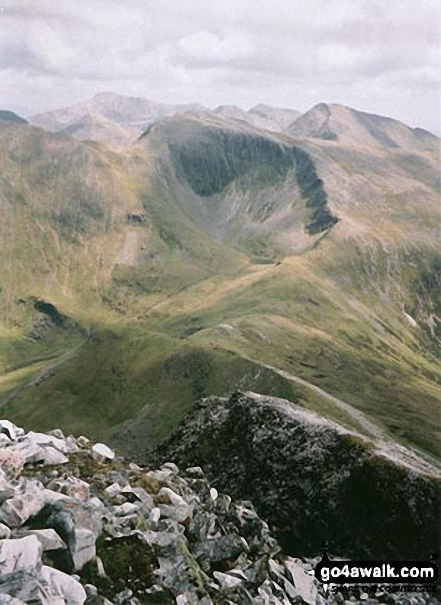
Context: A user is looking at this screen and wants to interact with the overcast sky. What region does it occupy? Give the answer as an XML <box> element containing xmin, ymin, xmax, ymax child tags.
<box><xmin>0</xmin><ymin>0</ymin><xmax>439</xmax><ymax>133</ymax></box>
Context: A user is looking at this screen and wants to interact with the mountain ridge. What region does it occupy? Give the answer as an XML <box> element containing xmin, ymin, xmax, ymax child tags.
<box><xmin>0</xmin><ymin>101</ymin><xmax>440</xmax><ymax>469</ymax></box>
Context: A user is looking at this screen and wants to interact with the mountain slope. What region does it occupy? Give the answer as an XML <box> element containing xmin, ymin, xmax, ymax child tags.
<box><xmin>0</xmin><ymin>105</ymin><xmax>440</xmax><ymax>468</ymax></box>
<box><xmin>287</xmin><ymin>103</ymin><xmax>439</xmax><ymax>154</ymax></box>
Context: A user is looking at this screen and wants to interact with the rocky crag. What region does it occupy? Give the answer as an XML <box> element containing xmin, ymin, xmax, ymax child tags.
<box><xmin>0</xmin><ymin>418</ymin><xmax>438</xmax><ymax>604</ymax></box>
<box><xmin>154</xmin><ymin>392</ymin><xmax>441</xmax><ymax>560</ymax></box>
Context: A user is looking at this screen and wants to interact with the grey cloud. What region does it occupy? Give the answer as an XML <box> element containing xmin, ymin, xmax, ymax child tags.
<box><xmin>0</xmin><ymin>0</ymin><xmax>438</xmax><ymax>133</ymax></box>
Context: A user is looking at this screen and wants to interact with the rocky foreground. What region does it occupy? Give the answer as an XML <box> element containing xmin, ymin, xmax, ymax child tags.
<box><xmin>0</xmin><ymin>419</ymin><xmax>438</xmax><ymax>604</ymax></box>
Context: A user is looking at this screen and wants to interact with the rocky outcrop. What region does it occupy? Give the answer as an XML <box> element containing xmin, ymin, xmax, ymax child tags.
<box><xmin>0</xmin><ymin>420</ymin><xmax>339</xmax><ymax>604</ymax></box>
<box><xmin>155</xmin><ymin>392</ymin><xmax>441</xmax><ymax>561</ymax></box>
<box><xmin>0</xmin><ymin>418</ymin><xmax>438</xmax><ymax>603</ymax></box>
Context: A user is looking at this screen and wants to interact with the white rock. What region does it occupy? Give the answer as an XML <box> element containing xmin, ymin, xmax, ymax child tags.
<box><xmin>53</xmin><ymin>477</ymin><xmax>90</xmax><ymax>501</ymax></box>
<box><xmin>42</xmin><ymin>446</ymin><xmax>69</xmax><ymax>465</ymax></box>
<box><xmin>47</xmin><ymin>428</ymin><xmax>65</xmax><ymax>439</ymax></box>
<box><xmin>26</xmin><ymin>431</ymin><xmax>69</xmax><ymax>453</ymax></box>
<box><xmin>65</xmin><ymin>435</ymin><xmax>80</xmax><ymax>454</ymax></box>
<box><xmin>0</xmin><ymin>480</ymin><xmax>46</xmax><ymax>527</ymax></box>
<box><xmin>0</xmin><ymin>434</ymin><xmax>12</xmax><ymax>447</ymax></box>
<box><xmin>39</xmin><ymin>565</ymin><xmax>87</xmax><ymax>604</ymax></box>
<box><xmin>104</xmin><ymin>482</ymin><xmax>121</xmax><ymax>497</ymax></box>
<box><xmin>91</xmin><ymin>443</ymin><xmax>115</xmax><ymax>463</ymax></box>
<box><xmin>113</xmin><ymin>502</ymin><xmax>139</xmax><ymax>517</ymax></box>
<box><xmin>213</xmin><ymin>571</ymin><xmax>243</xmax><ymax>589</ymax></box>
<box><xmin>0</xmin><ymin>523</ymin><xmax>10</xmax><ymax>539</ymax></box>
<box><xmin>210</xmin><ymin>487</ymin><xmax>218</xmax><ymax>501</ymax></box>
<box><xmin>0</xmin><ymin>596</ymin><xmax>26</xmax><ymax>604</ymax></box>
<box><xmin>11</xmin><ymin>440</ymin><xmax>46</xmax><ymax>465</ymax></box>
<box><xmin>149</xmin><ymin>507</ymin><xmax>161</xmax><ymax>524</ymax></box>
<box><xmin>0</xmin><ymin>420</ymin><xmax>23</xmax><ymax>441</ymax></box>
<box><xmin>76</xmin><ymin>436</ymin><xmax>90</xmax><ymax>449</ymax></box>
<box><xmin>157</xmin><ymin>487</ymin><xmax>192</xmax><ymax>523</ymax></box>
<box><xmin>284</xmin><ymin>558</ymin><xmax>318</xmax><ymax>605</ymax></box>
<box><xmin>71</xmin><ymin>528</ymin><xmax>96</xmax><ymax>571</ymax></box>
<box><xmin>0</xmin><ymin>535</ymin><xmax>42</xmax><ymax>576</ymax></box>
<box><xmin>22</xmin><ymin>529</ymin><xmax>66</xmax><ymax>552</ymax></box>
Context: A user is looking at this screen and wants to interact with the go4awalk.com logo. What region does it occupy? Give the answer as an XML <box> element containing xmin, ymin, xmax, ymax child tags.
<box><xmin>315</xmin><ymin>554</ymin><xmax>438</xmax><ymax>585</ymax></box>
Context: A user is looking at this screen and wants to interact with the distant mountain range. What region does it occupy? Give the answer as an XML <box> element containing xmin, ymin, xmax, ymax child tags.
<box><xmin>28</xmin><ymin>92</ymin><xmax>301</xmax><ymax>147</ymax></box>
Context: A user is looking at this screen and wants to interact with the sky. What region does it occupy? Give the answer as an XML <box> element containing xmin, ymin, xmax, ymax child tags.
<box><xmin>0</xmin><ymin>0</ymin><xmax>439</xmax><ymax>133</ymax></box>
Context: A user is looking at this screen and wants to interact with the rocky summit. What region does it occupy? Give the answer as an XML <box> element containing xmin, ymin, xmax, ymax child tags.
<box><xmin>0</xmin><ymin>418</ymin><xmax>436</xmax><ymax>605</ymax></box>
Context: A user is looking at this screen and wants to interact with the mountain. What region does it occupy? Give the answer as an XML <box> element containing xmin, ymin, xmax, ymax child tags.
<box><xmin>155</xmin><ymin>392</ymin><xmax>441</xmax><ymax>559</ymax></box>
<box><xmin>0</xmin><ymin>101</ymin><xmax>440</xmax><ymax>479</ymax></box>
<box><xmin>214</xmin><ymin>104</ymin><xmax>301</xmax><ymax>132</ymax></box>
<box><xmin>0</xmin><ymin>110</ymin><xmax>28</xmax><ymax>125</ymax></box>
<box><xmin>29</xmin><ymin>93</ymin><xmax>301</xmax><ymax>147</ymax></box>
<box><xmin>287</xmin><ymin>102</ymin><xmax>439</xmax><ymax>153</ymax></box>
<box><xmin>29</xmin><ymin>92</ymin><xmax>208</xmax><ymax>147</ymax></box>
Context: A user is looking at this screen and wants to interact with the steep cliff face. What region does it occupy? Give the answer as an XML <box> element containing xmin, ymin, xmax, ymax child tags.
<box><xmin>141</xmin><ymin>114</ymin><xmax>339</xmax><ymax>258</ymax></box>
<box><xmin>155</xmin><ymin>392</ymin><xmax>441</xmax><ymax>560</ymax></box>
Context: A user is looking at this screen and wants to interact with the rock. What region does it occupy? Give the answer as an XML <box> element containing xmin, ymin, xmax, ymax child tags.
<box><xmin>284</xmin><ymin>558</ymin><xmax>317</xmax><ymax>605</ymax></box>
<box><xmin>0</xmin><ymin>421</ymin><xmax>23</xmax><ymax>442</ymax></box>
<box><xmin>91</xmin><ymin>444</ymin><xmax>115</xmax><ymax>463</ymax></box>
<box><xmin>194</xmin><ymin>534</ymin><xmax>247</xmax><ymax>565</ymax></box>
<box><xmin>0</xmin><ymin>435</ymin><xmax>12</xmax><ymax>448</ymax></box>
<box><xmin>47</xmin><ymin>429</ymin><xmax>65</xmax><ymax>440</ymax></box>
<box><xmin>41</xmin><ymin>446</ymin><xmax>69</xmax><ymax>465</ymax></box>
<box><xmin>104</xmin><ymin>483</ymin><xmax>121</xmax><ymax>498</ymax></box>
<box><xmin>39</xmin><ymin>565</ymin><xmax>87</xmax><ymax>604</ymax></box>
<box><xmin>49</xmin><ymin>477</ymin><xmax>90</xmax><ymax>501</ymax></box>
<box><xmin>0</xmin><ymin>480</ymin><xmax>46</xmax><ymax>527</ymax></box>
<box><xmin>120</xmin><ymin>486</ymin><xmax>153</xmax><ymax>507</ymax></box>
<box><xmin>0</xmin><ymin>524</ymin><xmax>10</xmax><ymax>539</ymax></box>
<box><xmin>70</xmin><ymin>528</ymin><xmax>96</xmax><ymax>571</ymax></box>
<box><xmin>0</xmin><ymin>482</ymin><xmax>14</xmax><ymax>505</ymax></box>
<box><xmin>77</xmin><ymin>436</ymin><xmax>90</xmax><ymax>449</ymax></box>
<box><xmin>149</xmin><ymin>507</ymin><xmax>161</xmax><ymax>524</ymax></box>
<box><xmin>26</xmin><ymin>431</ymin><xmax>69</xmax><ymax>454</ymax></box>
<box><xmin>0</xmin><ymin>535</ymin><xmax>42</xmax><ymax>576</ymax></box>
<box><xmin>20</xmin><ymin>528</ymin><xmax>66</xmax><ymax>552</ymax></box>
<box><xmin>213</xmin><ymin>571</ymin><xmax>243</xmax><ymax>589</ymax></box>
<box><xmin>185</xmin><ymin>467</ymin><xmax>205</xmax><ymax>479</ymax></box>
<box><xmin>157</xmin><ymin>487</ymin><xmax>192</xmax><ymax>523</ymax></box>
<box><xmin>0</xmin><ymin>596</ymin><xmax>25</xmax><ymax>604</ymax></box>
<box><xmin>0</xmin><ymin>450</ymin><xmax>25</xmax><ymax>480</ymax></box>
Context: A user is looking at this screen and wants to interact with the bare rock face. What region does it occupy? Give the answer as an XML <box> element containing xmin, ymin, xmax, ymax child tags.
<box><xmin>155</xmin><ymin>392</ymin><xmax>441</xmax><ymax>560</ymax></box>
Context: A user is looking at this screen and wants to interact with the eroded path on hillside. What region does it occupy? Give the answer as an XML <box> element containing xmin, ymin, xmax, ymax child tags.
<box><xmin>257</xmin><ymin>361</ymin><xmax>441</xmax><ymax>476</ymax></box>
